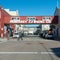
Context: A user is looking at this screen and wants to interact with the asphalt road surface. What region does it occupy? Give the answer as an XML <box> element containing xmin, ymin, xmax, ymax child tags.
<box><xmin>0</xmin><ymin>37</ymin><xmax>60</xmax><ymax>60</ymax></box>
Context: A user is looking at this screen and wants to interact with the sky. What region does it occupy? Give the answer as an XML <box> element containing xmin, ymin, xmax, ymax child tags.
<box><xmin>0</xmin><ymin>0</ymin><xmax>60</xmax><ymax>16</ymax></box>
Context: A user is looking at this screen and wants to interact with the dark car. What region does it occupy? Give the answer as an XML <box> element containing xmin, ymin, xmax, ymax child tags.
<box><xmin>45</xmin><ymin>32</ymin><xmax>54</xmax><ymax>39</ymax></box>
<box><xmin>39</xmin><ymin>30</ymin><xmax>48</xmax><ymax>38</ymax></box>
<box><xmin>39</xmin><ymin>30</ymin><xmax>54</xmax><ymax>39</ymax></box>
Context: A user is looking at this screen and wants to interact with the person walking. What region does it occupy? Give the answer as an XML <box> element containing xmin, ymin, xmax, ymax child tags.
<box><xmin>18</xmin><ymin>31</ymin><xmax>23</xmax><ymax>41</ymax></box>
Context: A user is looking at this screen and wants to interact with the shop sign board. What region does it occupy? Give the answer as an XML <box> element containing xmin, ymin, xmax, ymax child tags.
<box><xmin>10</xmin><ymin>16</ymin><xmax>53</xmax><ymax>24</ymax></box>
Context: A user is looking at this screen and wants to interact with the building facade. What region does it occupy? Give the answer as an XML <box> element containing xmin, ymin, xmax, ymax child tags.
<box><xmin>54</xmin><ymin>7</ymin><xmax>60</xmax><ymax>39</ymax></box>
<box><xmin>4</xmin><ymin>9</ymin><xmax>19</xmax><ymax>16</ymax></box>
<box><xmin>0</xmin><ymin>7</ymin><xmax>58</xmax><ymax>37</ymax></box>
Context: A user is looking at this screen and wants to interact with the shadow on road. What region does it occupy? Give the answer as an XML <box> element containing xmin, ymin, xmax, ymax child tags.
<box><xmin>51</xmin><ymin>47</ymin><xmax>60</xmax><ymax>58</ymax></box>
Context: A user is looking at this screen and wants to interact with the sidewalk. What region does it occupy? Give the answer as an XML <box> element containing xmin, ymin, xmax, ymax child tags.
<box><xmin>0</xmin><ymin>38</ymin><xmax>7</xmax><ymax>42</ymax></box>
<box><xmin>0</xmin><ymin>36</ymin><xmax>60</xmax><ymax>43</ymax></box>
<box><xmin>0</xmin><ymin>37</ymin><xmax>46</xmax><ymax>42</ymax></box>
<box><xmin>54</xmin><ymin>37</ymin><xmax>60</xmax><ymax>41</ymax></box>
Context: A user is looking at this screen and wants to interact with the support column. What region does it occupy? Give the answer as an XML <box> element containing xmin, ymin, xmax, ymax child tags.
<box><xmin>0</xmin><ymin>7</ymin><xmax>4</xmax><ymax>38</ymax></box>
<box><xmin>0</xmin><ymin>24</ymin><xmax>4</xmax><ymax>38</ymax></box>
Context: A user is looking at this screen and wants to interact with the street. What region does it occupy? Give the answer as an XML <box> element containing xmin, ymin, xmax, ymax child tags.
<box><xmin>0</xmin><ymin>37</ymin><xmax>60</xmax><ymax>60</ymax></box>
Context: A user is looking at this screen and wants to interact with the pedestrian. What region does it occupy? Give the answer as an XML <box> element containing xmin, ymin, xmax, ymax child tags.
<box><xmin>4</xmin><ymin>25</ymin><xmax>7</xmax><ymax>38</ymax></box>
<box><xmin>18</xmin><ymin>31</ymin><xmax>23</xmax><ymax>41</ymax></box>
<box><xmin>6</xmin><ymin>28</ymin><xmax>10</xmax><ymax>40</ymax></box>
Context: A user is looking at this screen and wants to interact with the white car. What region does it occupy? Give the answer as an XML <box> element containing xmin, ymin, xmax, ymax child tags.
<box><xmin>13</xmin><ymin>32</ymin><xmax>19</xmax><ymax>38</ymax></box>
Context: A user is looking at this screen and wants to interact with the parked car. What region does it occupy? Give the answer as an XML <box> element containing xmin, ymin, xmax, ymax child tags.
<box><xmin>45</xmin><ymin>33</ymin><xmax>54</xmax><ymax>39</ymax></box>
<box><xmin>39</xmin><ymin>30</ymin><xmax>48</xmax><ymax>38</ymax></box>
<box><xmin>42</xmin><ymin>30</ymin><xmax>48</xmax><ymax>38</ymax></box>
<box><xmin>39</xmin><ymin>31</ymin><xmax>43</xmax><ymax>37</ymax></box>
<box><xmin>39</xmin><ymin>30</ymin><xmax>54</xmax><ymax>39</ymax></box>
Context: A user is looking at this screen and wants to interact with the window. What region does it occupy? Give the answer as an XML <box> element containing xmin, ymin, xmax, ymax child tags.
<box><xmin>11</xmin><ymin>17</ymin><xmax>20</xmax><ymax>20</ymax></box>
<box><xmin>49</xmin><ymin>17</ymin><xmax>50</xmax><ymax>19</ymax></box>
<box><xmin>27</xmin><ymin>17</ymin><xmax>36</xmax><ymax>20</ymax></box>
<box><xmin>43</xmin><ymin>17</ymin><xmax>51</xmax><ymax>20</ymax></box>
<box><xmin>43</xmin><ymin>18</ymin><xmax>45</xmax><ymax>19</ymax></box>
<box><xmin>16</xmin><ymin>18</ymin><xmax>19</xmax><ymax>20</ymax></box>
<box><xmin>12</xmin><ymin>18</ymin><xmax>16</xmax><ymax>20</ymax></box>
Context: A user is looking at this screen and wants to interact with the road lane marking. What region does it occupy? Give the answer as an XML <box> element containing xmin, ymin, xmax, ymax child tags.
<box><xmin>0</xmin><ymin>52</ymin><xmax>59</xmax><ymax>54</ymax></box>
